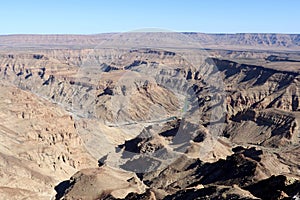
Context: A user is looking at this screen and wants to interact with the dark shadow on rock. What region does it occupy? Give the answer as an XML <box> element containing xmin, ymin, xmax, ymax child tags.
<box><xmin>54</xmin><ymin>180</ymin><xmax>72</xmax><ymax>200</ymax></box>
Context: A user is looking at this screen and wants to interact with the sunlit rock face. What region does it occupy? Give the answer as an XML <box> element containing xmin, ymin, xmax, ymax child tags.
<box><xmin>0</xmin><ymin>33</ymin><xmax>299</xmax><ymax>199</ymax></box>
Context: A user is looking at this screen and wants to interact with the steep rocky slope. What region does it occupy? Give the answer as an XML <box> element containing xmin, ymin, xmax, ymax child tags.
<box><xmin>0</xmin><ymin>81</ymin><xmax>96</xmax><ymax>200</ymax></box>
<box><xmin>0</xmin><ymin>33</ymin><xmax>299</xmax><ymax>199</ymax></box>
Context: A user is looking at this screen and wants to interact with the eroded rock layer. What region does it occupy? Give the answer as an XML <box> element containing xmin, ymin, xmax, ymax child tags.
<box><xmin>0</xmin><ymin>33</ymin><xmax>299</xmax><ymax>199</ymax></box>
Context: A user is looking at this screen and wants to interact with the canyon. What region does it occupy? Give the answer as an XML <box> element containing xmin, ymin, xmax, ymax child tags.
<box><xmin>0</xmin><ymin>32</ymin><xmax>299</xmax><ymax>199</ymax></box>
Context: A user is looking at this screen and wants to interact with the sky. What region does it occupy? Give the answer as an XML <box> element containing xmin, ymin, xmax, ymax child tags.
<box><xmin>0</xmin><ymin>0</ymin><xmax>299</xmax><ymax>34</ymax></box>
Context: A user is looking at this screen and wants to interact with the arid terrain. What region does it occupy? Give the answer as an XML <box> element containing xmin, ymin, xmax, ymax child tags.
<box><xmin>0</xmin><ymin>33</ymin><xmax>299</xmax><ymax>200</ymax></box>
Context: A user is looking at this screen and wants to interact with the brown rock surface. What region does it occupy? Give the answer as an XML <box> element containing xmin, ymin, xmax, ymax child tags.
<box><xmin>57</xmin><ymin>166</ymin><xmax>146</xmax><ymax>200</ymax></box>
<box><xmin>0</xmin><ymin>81</ymin><xmax>96</xmax><ymax>199</ymax></box>
<box><xmin>0</xmin><ymin>33</ymin><xmax>299</xmax><ymax>199</ymax></box>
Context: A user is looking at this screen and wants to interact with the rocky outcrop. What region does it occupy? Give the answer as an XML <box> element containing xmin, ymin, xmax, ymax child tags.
<box><xmin>55</xmin><ymin>166</ymin><xmax>147</xmax><ymax>200</ymax></box>
<box><xmin>244</xmin><ymin>175</ymin><xmax>300</xmax><ymax>200</ymax></box>
<box><xmin>91</xmin><ymin>146</ymin><xmax>300</xmax><ymax>200</ymax></box>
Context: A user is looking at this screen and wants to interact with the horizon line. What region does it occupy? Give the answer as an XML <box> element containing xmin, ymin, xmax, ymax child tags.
<box><xmin>1</xmin><ymin>32</ymin><xmax>300</xmax><ymax>36</ymax></box>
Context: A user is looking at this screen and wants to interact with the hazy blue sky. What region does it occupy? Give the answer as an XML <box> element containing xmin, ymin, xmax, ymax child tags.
<box><xmin>0</xmin><ymin>0</ymin><xmax>299</xmax><ymax>34</ymax></box>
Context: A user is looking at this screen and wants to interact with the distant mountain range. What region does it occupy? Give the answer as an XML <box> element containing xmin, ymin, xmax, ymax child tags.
<box><xmin>1</xmin><ymin>33</ymin><xmax>300</xmax><ymax>50</ymax></box>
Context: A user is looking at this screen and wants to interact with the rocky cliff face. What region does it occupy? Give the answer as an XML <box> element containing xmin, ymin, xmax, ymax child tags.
<box><xmin>0</xmin><ymin>82</ymin><xmax>96</xmax><ymax>200</ymax></box>
<box><xmin>207</xmin><ymin>58</ymin><xmax>300</xmax><ymax>147</ymax></box>
<box><xmin>0</xmin><ymin>33</ymin><xmax>299</xmax><ymax>199</ymax></box>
